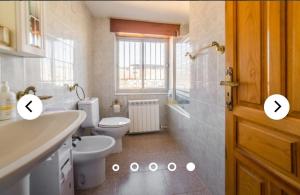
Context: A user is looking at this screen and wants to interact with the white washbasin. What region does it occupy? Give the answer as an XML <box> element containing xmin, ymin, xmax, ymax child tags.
<box><xmin>0</xmin><ymin>110</ymin><xmax>86</xmax><ymax>190</ymax></box>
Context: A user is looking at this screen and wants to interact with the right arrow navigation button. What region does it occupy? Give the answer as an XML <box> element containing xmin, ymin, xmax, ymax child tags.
<box><xmin>274</xmin><ymin>100</ymin><xmax>281</xmax><ymax>112</ymax></box>
<box><xmin>264</xmin><ymin>94</ymin><xmax>290</xmax><ymax>120</ymax></box>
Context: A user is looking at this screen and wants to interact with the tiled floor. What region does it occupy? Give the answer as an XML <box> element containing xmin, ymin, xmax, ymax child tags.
<box><xmin>75</xmin><ymin>131</ymin><xmax>211</xmax><ymax>195</ymax></box>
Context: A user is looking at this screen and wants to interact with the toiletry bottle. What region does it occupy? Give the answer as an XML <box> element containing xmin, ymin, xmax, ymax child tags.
<box><xmin>0</xmin><ymin>81</ymin><xmax>16</xmax><ymax>120</ymax></box>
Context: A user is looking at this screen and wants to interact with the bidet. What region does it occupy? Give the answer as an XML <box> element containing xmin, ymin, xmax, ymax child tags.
<box><xmin>72</xmin><ymin>135</ymin><xmax>115</xmax><ymax>189</ymax></box>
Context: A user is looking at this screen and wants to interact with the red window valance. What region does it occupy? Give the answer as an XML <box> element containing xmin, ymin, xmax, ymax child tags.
<box><xmin>110</xmin><ymin>18</ymin><xmax>180</xmax><ymax>37</ymax></box>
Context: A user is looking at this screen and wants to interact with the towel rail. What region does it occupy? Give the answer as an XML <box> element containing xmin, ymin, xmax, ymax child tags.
<box><xmin>185</xmin><ymin>41</ymin><xmax>225</xmax><ymax>60</ymax></box>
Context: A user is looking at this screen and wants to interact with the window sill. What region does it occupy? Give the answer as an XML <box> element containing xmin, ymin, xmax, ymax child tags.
<box><xmin>167</xmin><ymin>103</ymin><xmax>190</xmax><ymax>119</ymax></box>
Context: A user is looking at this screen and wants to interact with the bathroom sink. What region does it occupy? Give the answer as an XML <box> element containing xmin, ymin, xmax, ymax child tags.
<box><xmin>0</xmin><ymin>110</ymin><xmax>86</xmax><ymax>190</ymax></box>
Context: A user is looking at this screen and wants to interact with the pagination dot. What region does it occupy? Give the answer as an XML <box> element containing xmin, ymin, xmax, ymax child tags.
<box><xmin>167</xmin><ymin>162</ymin><xmax>177</xmax><ymax>172</ymax></box>
<box><xmin>186</xmin><ymin>162</ymin><xmax>196</xmax><ymax>172</ymax></box>
<box><xmin>130</xmin><ymin>162</ymin><xmax>139</xmax><ymax>172</ymax></box>
<box><xmin>112</xmin><ymin>164</ymin><xmax>120</xmax><ymax>172</ymax></box>
<box><xmin>148</xmin><ymin>162</ymin><xmax>158</xmax><ymax>172</ymax></box>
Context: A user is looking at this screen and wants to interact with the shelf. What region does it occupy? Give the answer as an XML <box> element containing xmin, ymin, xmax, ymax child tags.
<box><xmin>0</xmin><ymin>44</ymin><xmax>43</xmax><ymax>57</ymax></box>
<box><xmin>0</xmin><ymin>44</ymin><xmax>18</xmax><ymax>56</ymax></box>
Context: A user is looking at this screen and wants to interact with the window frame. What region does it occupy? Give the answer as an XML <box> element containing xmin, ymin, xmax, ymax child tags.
<box><xmin>115</xmin><ymin>36</ymin><xmax>169</xmax><ymax>94</ymax></box>
<box><xmin>174</xmin><ymin>34</ymin><xmax>191</xmax><ymax>108</ymax></box>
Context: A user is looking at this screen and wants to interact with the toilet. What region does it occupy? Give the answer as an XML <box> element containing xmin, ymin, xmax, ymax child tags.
<box><xmin>78</xmin><ymin>97</ymin><xmax>130</xmax><ymax>153</ymax></box>
<box><xmin>72</xmin><ymin>135</ymin><xmax>115</xmax><ymax>189</ymax></box>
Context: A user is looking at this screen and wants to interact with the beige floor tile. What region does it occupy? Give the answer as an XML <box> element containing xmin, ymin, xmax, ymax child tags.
<box><xmin>186</xmin><ymin>188</ymin><xmax>212</xmax><ymax>195</ymax></box>
<box><xmin>116</xmin><ymin>171</ymin><xmax>170</xmax><ymax>195</ymax></box>
<box><xmin>75</xmin><ymin>132</ymin><xmax>211</xmax><ymax>195</ymax></box>
<box><xmin>162</xmin><ymin>168</ymin><xmax>206</xmax><ymax>194</ymax></box>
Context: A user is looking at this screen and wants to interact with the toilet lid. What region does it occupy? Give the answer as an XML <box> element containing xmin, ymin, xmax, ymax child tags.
<box><xmin>98</xmin><ymin>117</ymin><xmax>130</xmax><ymax>128</ymax></box>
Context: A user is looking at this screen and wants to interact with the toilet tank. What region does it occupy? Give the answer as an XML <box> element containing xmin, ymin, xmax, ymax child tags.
<box><xmin>78</xmin><ymin>98</ymin><xmax>100</xmax><ymax>128</ymax></box>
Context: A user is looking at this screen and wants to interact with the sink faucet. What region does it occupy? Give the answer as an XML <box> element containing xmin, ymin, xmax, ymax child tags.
<box><xmin>17</xmin><ymin>86</ymin><xmax>36</xmax><ymax>100</ymax></box>
<box><xmin>24</xmin><ymin>86</ymin><xmax>37</xmax><ymax>95</ymax></box>
<box><xmin>17</xmin><ymin>86</ymin><xmax>52</xmax><ymax>100</ymax></box>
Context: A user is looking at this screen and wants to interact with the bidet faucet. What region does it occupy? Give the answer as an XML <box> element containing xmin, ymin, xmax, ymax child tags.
<box><xmin>72</xmin><ymin>135</ymin><xmax>82</xmax><ymax>141</ymax></box>
<box><xmin>72</xmin><ymin>135</ymin><xmax>82</xmax><ymax>147</ymax></box>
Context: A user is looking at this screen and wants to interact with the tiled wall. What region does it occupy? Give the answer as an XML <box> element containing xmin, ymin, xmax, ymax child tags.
<box><xmin>90</xmin><ymin>18</ymin><xmax>168</xmax><ymax>126</ymax></box>
<box><xmin>167</xmin><ymin>2</ymin><xmax>225</xmax><ymax>195</ymax></box>
<box><xmin>0</xmin><ymin>1</ymin><xmax>93</xmax><ymax>111</ymax></box>
<box><xmin>0</xmin><ymin>3</ymin><xmax>225</xmax><ymax>193</ymax></box>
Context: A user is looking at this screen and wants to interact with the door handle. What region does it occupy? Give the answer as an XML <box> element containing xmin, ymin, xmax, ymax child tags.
<box><xmin>220</xmin><ymin>67</ymin><xmax>238</xmax><ymax>111</ymax></box>
<box><xmin>220</xmin><ymin>81</ymin><xmax>239</xmax><ymax>87</ymax></box>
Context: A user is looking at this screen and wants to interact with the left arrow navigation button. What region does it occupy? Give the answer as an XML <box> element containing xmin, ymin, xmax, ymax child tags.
<box><xmin>25</xmin><ymin>100</ymin><xmax>33</xmax><ymax>113</ymax></box>
<box><xmin>17</xmin><ymin>94</ymin><xmax>43</xmax><ymax>120</ymax></box>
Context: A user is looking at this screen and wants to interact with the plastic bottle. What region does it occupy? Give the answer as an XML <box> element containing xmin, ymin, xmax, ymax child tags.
<box><xmin>0</xmin><ymin>81</ymin><xmax>16</xmax><ymax>120</ymax></box>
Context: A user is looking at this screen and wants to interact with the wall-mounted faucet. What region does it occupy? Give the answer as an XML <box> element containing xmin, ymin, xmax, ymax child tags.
<box><xmin>66</xmin><ymin>83</ymin><xmax>78</xmax><ymax>92</ymax></box>
<box><xmin>17</xmin><ymin>86</ymin><xmax>53</xmax><ymax>100</ymax></box>
<box><xmin>24</xmin><ymin>86</ymin><xmax>37</xmax><ymax>95</ymax></box>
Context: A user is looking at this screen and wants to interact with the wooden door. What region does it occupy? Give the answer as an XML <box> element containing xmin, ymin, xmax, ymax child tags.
<box><xmin>226</xmin><ymin>1</ymin><xmax>300</xmax><ymax>195</ymax></box>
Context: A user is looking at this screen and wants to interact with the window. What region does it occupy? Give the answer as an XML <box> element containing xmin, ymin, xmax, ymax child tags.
<box><xmin>116</xmin><ymin>36</ymin><xmax>168</xmax><ymax>93</ymax></box>
<box><xmin>175</xmin><ymin>36</ymin><xmax>191</xmax><ymax>108</ymax></box>
<box><xmin>41</xmin><ymin>35</ymin><xmax>75</xmax><ymax>86</ymax></box>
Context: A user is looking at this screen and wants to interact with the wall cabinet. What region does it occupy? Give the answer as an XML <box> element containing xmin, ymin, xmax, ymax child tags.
<box><xmin>0</xmin><ymin>1</ymin><xmax>45</xmax><ymax>57</ymax></box>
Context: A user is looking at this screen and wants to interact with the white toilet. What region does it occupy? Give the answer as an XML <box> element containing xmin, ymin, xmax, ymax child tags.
<box><xmin>78</xmin><ymin>97</ymin><xmax>130</xmax><ymax>153</ymax></box>
<box><xmin>73</xmin><ymin>135</ymin><xmax>115</xmax><ymax>189</ymax></box>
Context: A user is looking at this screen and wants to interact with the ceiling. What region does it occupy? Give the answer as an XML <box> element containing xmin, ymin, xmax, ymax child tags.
<box><xmin>85</xmin><ymin>1</ymin><xmax>189</xmax><ymax>24</ymax></box>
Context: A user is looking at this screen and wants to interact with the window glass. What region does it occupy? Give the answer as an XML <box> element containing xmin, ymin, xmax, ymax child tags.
<box><xmin>175</xmin><ymin>36</ymin><xmax>191</xmax><ymax>108</ymax></box>
<box><xmin>117</xmin><ymin>37</ymin><xmax>168</xmax><ymax>92</ymax></box>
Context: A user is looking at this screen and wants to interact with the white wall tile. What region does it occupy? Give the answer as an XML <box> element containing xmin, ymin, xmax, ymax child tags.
<box><xmin>0</xmin><ymin>2</ymin><xmax>225</xmax><ymax>194</ymax></box>
<box><xmin>90</xmin><ymin>18</ymin><xmax>168</xmax><ymax>125</ymax></box>
<box><xmin>167</xmin><ymin>2</ymin><xmax>225</xmax><ymax>195</ymax></box>
<box><xmin>0</xmin><ymin>2</ymin><xmax>93</xmax><ymax>111</ymax></box>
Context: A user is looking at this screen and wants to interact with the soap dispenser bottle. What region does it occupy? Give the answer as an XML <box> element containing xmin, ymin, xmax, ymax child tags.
<box><xmin>0</xmin><ymin>81</ymin><xmax>16</xmax><ymax>120</ymax></box>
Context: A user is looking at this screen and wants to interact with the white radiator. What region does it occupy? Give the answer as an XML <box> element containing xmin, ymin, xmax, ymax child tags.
<box><xmin>128</xmin><ymin>99</ymin><xmax>160</xmax><ymax>133</ymax></box>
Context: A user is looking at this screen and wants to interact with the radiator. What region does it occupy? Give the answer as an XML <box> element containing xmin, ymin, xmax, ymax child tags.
<box><xmin>128</xmin><ymin>99</ymin><xmax>160</xmax><ymax>133</ymax></box>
